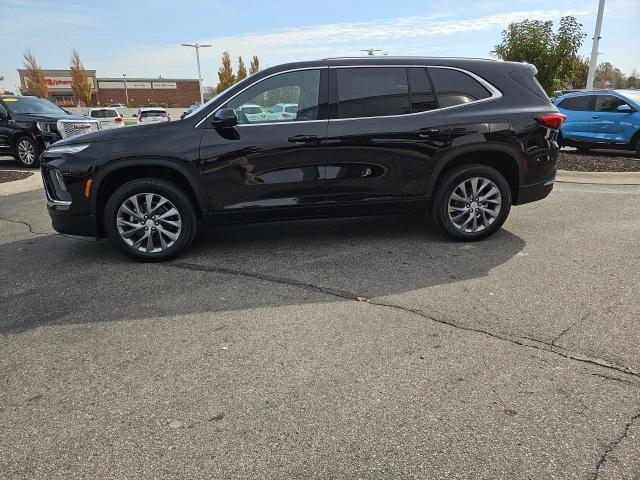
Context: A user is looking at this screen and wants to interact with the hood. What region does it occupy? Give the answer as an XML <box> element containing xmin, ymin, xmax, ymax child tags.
<box><xmin>55</xmin><ymin>118</ymin><xmax>176</xmax><ymax>145</ymax></box>
<box><xmin>12</xmin><ymin>112</ymin><xmax>93</xmax><ymax>123</ymax></box>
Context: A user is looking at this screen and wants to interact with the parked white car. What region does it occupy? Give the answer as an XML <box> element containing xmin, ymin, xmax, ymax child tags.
<box><xmin>235</xmin><ymin>104</ymin><xmax>266</xmax><ymax>123</ymax></box>
<box><xmin>266</xmin><ymin>103</ymin><xmax>298</xmax><ymax>121</ymax></box>
<box><xmin>136</xmin><ymin>107</ymin><xmax>170</xmax><ymax>124</ymax></box>
<box><xmin>87</xmin><ymin>108</ymin><xmax>124</xmax><ymax>129</ymax></box>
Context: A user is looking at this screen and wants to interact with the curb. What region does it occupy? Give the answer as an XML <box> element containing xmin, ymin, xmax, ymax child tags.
<box><xmin>556</xmin><ymin>169</ymin><xmax>640</xmax><ymax>185</ymax></box>
<box><xmin>0</xmin><ymin>171</ymin><xmax>43</xmax><ymax>196</ymax></box>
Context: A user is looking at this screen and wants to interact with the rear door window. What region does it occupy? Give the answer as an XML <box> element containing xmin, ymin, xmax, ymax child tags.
<box><xmin>429</xmin><ymin>68</ymin><xmax>491</xmax><ymax>108</ymax></box>
<box><xmin>558</xmin><ymin>95</ymin><xmax>596</xmax><ymax>111</ymax></box>
<box><xmin>336</xmin><ymin>67</ymin><xmax>410</xmax><ymax>119</ymax></box>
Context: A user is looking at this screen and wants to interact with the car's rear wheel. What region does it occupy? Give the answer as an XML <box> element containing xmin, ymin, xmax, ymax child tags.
<box><xmin>104</xmin><ymin>178</ymin><xmax>197</xmax><ymax>261</ymax></box>
<box><xmin>431</xmin><ymin>164</ymin><xmax>512</xmax><ymax>241</ymax></box>
<box><xmin>15</xmin><ymin>136</ymin><xmax>41</xmax><ymax>168</ymax></box>
<box><xmin>635</xmin><ymin>137</ymin><xmax>640</xmax><ymax>158</ymax></box>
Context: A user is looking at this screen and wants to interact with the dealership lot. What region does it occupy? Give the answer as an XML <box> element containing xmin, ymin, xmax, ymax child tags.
<box><xmin>1</xmin><ymin>162</ymin><xmax>639</xmax><ymax>479</ymax></box>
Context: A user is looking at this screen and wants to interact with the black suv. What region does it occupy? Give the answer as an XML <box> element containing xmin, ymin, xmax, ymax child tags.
<box><xmin>40</xmin><ymin>57</ymin><xmax>564</xmax><ymax>260</ymax></box>
<box><xmin>0</xmin><ymin>96</ymin><xmax>100</xmax><ymax>167</ymax></box>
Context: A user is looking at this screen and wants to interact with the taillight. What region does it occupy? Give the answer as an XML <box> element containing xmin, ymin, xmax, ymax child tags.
<box><xmin>538</xmin><ymin>113</ymin><xmax>566</xmax><ymax>129</ymax></box>
<box><xmin>114</xmin><ymin>117</ymin><xmax>123</xmax><ymax>123</ymax></box>
<box><xmin>138</xmin><ymin>116</ymin><xmax>143</xmax><ymax>122</ymax></box>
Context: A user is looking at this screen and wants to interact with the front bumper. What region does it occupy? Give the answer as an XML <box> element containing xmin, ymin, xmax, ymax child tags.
<box><xmin>48</xmin><ymin>207</ymin><xmax>97</xmax><ymax>236</ymax></box>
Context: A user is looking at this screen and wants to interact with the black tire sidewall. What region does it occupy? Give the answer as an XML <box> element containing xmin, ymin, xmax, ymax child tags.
<box><xmin>433</xmin><ymin>164</ymin><xmax>512</xmax><ymax>241</ymax></box>
<box><xmin>104</xmin><ymin>178</ymin><xmax>196</xmax><ymax>261</ymax></box>
<box><xmin>16</xmin><ymin>136</ymin><xmax>41</xmax><ymax>168</ymax></box>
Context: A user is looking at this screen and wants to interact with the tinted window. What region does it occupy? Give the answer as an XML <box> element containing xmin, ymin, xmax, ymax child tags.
<box><xmin>285</xmin><ymin>106</ymin><xmax>298</xmax><ymax>113</ymax></box>
<box><xmin>337</xmin><ymin>67</ymin><xmax>409</xmax><ymax>119</ymax></box>
<box><xmin>596</xmin><ymin>95</ymin><xmax>627</xmax><ymax>112</ymax></box>
<box><xmin>0</xmin><ymin>97</ymin><xmax>67</xmax><ymax>115</ymax></box>
<box><xmin>140</xmin><ymin>110</ymin><xmax>166</xmax><ymax>117</ymax></box>
<box><xmin>558</xmin><ymin>95</ymin><xmax>595</xmax><ymax>111</ymax></box>
<box><xmin>90</xmin><ymin>110</ymin><xmax>118</xmax><ymax>118</ymax></box>
<box><xmin>408</xmin><ymin>67</ymin><xmax>436</xmax><ymax>112</ymax></box>
<box><xmin>429</xmin><ymin>68</ymin><xmax>491</xmax><ymax>108</ymax></box>
<box><xmin>227</xmin><ymin>69</ymin><xmax>320</xmax><ymax>124</ymax></box>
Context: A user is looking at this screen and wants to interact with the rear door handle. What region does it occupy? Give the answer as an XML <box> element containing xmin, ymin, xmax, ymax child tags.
<box><xmin>592</xmin><ymin>115</ymin><xmax>600</xmax><ymax>119</ymax></box>
<box><xmin>418</xmin><ymin>128</ymin><xmax>440</xmax><ymax>138</ymax></box>
<box><xmin>288</xmin><ymin>134</ymin><xmax>319</xmax><ymax>143</ymax></box>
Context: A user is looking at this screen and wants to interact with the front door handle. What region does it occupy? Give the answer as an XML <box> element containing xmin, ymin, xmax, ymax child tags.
<box><xmin>288</xmin><ymin>134</ymin><xmax>319</xmax><ymax>143</ymax></box>
<box><xmin>418</xmin><ymin>128</ymin><xmax>440</xmax><ymax>138</ymax></box>
<box><xmin>592</xmin><ymin>115</ymin><xmax>600</xmax><ymax>119</ymax></box>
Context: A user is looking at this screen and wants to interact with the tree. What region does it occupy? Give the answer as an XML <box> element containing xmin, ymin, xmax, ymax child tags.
<box><xmin>595</xmin><ymin>62</ymin><xmax>626</xmax><ymax>89</ymax></box>
<box><xmin>69</xmin><ymin>50</ymin><xmax>93</xmax><ymax>106</ymax></box>
<box><xmin>492</xmin><ymin>16</ymin><xmax>586</xmax><ymax>94</ymax></box>
<box><xmin>216</xmin><ymin>51</ymin><xmax>235</xmax><ymax>93</ymax></box>
<box><xmin>236</xmin><ymin>56</ymin><xmax>247</xmax><ymax>82</ymax></box>
<box><xmin>22</xmin><ymin>50</ymin><xmax>48</xmax><ymax>97</ymax></box>
<box><xmin>569</xmin><ymin>55</ymin><xmax>589</xmax><ymax>89</ymax></box>
<box><xmin>627</xmin><ymin>69</ymin><xmax>638</xmax><ymax>89</ymax></box>
<box><xmin>249</xmin><ymin>55</ymin><xmax>260</xmax><ymax>75</ymax></box>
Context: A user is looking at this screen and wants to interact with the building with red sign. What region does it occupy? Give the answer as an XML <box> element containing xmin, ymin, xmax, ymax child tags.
<box><xmin>18</xmin><ymin>69</ymin><xmax>200</xmax><ymax>107</ymax></box>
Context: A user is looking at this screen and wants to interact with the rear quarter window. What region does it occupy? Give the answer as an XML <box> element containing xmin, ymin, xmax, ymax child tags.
<box><xmin>429</xmin><ymin>68</ymin><xmax>491</xmax><ymax>108</ymax></box>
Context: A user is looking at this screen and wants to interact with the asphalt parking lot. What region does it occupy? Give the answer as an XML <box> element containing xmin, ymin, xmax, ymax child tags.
<box><xmin>1</xmin><ymin>157</ymin><xmax>639</xmax><ymax>479</ymax></box>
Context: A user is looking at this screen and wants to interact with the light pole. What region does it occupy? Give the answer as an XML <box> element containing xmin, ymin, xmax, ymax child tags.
<box><xmin>182</xmin><ymin>42</ymin><xmax>211</xmax><ymax>104</ymax></box>
<box><xmin>122</xmin><ymin>73</ymin><xmax>129</xmax><ymax>106</ymax></box>
<box><xmin>586</xmin><ymin>0</ymin><xmax>606</xmax><ymax>90</ymax></box>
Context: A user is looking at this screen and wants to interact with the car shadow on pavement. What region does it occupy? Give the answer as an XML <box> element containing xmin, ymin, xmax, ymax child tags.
<box><xmin>0</xmin><ymin>214</ymin><xmax>525</xmax><ymax>333</ymax></box>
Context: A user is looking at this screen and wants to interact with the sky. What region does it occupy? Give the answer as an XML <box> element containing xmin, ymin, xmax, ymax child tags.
<box><xmin>1</xmin><ymin>0</ymin><xmax>639</xmax><ymax>92</ymax></box>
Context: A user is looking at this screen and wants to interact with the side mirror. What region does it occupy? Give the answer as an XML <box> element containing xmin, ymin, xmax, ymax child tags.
<box><xmin>211</xmin><ymin>108</ymin><xmax>238</xmax><ymax>128</ymax></box>
<box><xmin>616</xmin><ymin>104</ymin><xmax>633</xmax><ymax>113</ymax></box>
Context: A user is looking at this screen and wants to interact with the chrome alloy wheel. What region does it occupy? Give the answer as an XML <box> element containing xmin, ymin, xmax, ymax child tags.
<box><xmin>447</xmin><ymin>177</ymin><xmax>502</xmax><ymax>233</ymax></box>
<box><xmin>116</xmin><ymin>193</ymin><xmax>182</xmax><ymax>253</ymax></box>
<box><xmin>17</xmin><ymin>139</ymin><xmax>36</xmax><ymax>165</ymax></box>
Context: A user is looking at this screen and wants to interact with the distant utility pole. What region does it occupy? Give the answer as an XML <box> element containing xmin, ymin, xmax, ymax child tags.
<box><xmin>122</xmin><ymin>73</ymin><xmax>129</xmax><ymax>106</ymax></box>
<box><xmin>182</xmin><ymin>42</ymin><xmax>211</xmax><ymax>104</ymax></box>
<box><xmin>586</xmin><ymin>0</ymin><xmax>606</xmax><ymax>90</ymax></box>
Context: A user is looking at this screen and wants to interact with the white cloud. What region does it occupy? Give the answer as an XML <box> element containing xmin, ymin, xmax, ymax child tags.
<box><xmin>90</xmin><ymin>9</ymin><xmax>588</xmax><ymax>85</ymax></box>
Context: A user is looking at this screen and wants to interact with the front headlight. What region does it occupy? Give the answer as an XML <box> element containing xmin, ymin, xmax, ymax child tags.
<box><xmin>35</xmin><ymin>122</ymin><xmax>52</xmax><ymax>133</ymax></box>
<box><xmin>46</xmin><ymin>144</ymin><xmax>91</xmax><ymax>155</ymax></box>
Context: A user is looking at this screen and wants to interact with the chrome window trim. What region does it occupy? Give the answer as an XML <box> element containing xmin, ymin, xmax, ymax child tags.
<box><xmin>195</xmin><ymin>64</ymin><xmax>502</xmax><ymax>128</ymax></box>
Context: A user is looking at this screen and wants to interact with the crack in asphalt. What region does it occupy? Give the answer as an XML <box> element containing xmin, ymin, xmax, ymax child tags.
<box><xmin>170</xmin><ymin>261</ymin><xmax>640</xmax><ymax>382</ymax></box>
<box><xmin>592</xmin><ymin>411</ymin><xmax>640</xmax><ymax>480</ymax></box>
<box><xmin>0</xmin><ymin>216</ymin><xmax>97</xmax><ymax>243</ymax></box>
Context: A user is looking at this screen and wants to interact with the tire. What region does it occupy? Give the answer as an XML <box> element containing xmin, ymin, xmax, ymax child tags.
<box><xmin>635</xmin><ymin>137</ymin><xmax>640</xmax><ymax>158</ymax></box>
<box><xmin>15</xmin><ymin>136</ymin><xmax>41</xmax><ymax>168</ymax></box>
<box><xmin>431</xmin><ymin>164</ymin><xmax>512</xmax><ymax>242</ymax></box>
<box><xmin>103</xmin><ymin>177</ymin><xmax>197</xmax><ymax>261</ymax></box>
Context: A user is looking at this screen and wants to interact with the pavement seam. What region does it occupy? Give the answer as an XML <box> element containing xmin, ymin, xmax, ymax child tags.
<box><xmin>592</xmin><ymin>411</ymin><xmax>640</xmax><ymax>480</ymax></box>
<box><xmin>170</xmin><ymin>261</ymin><xmax>640</xmax><ymax>382</ymax></box>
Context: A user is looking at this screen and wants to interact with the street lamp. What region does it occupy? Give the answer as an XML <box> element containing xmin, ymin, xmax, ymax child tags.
<box><xmin>122</xmin><ymin>73</ymin><xmax>129</xmax><ymax>106</ymax></box>
<box><xmin>182</xmin><ymin>42</ymin><xmax>211</xmax><ymax>104</ymax></box>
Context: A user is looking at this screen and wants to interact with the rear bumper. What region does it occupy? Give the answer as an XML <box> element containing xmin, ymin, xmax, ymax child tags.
<box><xmin>515</xmin><ymin>176</ymin><xmax>555</xmax><ymax>205</ymax></box>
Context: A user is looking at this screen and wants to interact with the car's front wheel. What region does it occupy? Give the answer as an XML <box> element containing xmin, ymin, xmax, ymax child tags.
<box><xmin>431</xmin><ymin>164</ymin><xmax>512</xmax><ymax>241</ymax></box>
<box><xmin>15</xmin><ymin>136</ymin><xmax>41</xmax><ymax>168</ymax></box>
<box><xmin>104</xmin><ymin>178</ymin><xmax>197</xmax><ymax>261</ymax></box>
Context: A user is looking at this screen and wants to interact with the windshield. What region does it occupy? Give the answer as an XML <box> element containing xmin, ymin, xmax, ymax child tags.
<box><xmin>1</xmin><ymin>97</ymin><xmax>68</xmax><ymax>115</ymax></box>
<box><xmin>182</xmin><ymin>82</ymin><xmax>238</xmax><ymax>119</ymax></box>
<box><xmin>620</xmin><ymin>91</ymin><xmax>640</xmax><ymax>105</ymax></box>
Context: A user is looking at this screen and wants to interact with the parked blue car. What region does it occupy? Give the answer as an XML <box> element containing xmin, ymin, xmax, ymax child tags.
<box><xmin>554</xmin><ymin>90</ymin><xmax>640</xmax><ymax>156</ymax></box>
